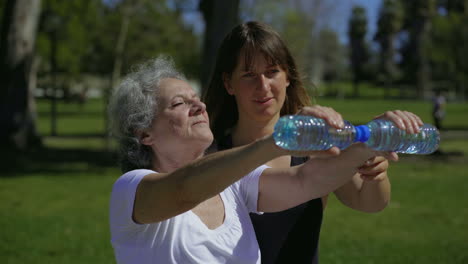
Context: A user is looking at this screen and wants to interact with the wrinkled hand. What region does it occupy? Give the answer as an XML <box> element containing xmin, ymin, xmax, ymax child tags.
<box><xmin>358</xmin><ymin>156</ymin><xmax>389</xmax><ymax>181</ymax></box>
<box><xmin>297</xmin><ymin>105</ymin><xmax>344</xmax><ymax>129</ymax></box>
<box><xmin>285</xmin><ymin>105</ymin><xmax>344</xmax><ymax>158</ymax></box>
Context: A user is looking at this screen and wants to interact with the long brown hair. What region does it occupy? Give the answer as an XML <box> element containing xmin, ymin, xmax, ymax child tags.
<box><xmin>202</xmin><ymin>21</ymin><xmax>312</xmax><ymax>142</ymax></box>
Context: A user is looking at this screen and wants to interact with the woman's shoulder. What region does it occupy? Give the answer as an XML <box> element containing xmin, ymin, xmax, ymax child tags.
<box><xmin>112</xmin><ymin>169</ymin><xmax>156</xmax><ymax>197</ymax></box>
<box><xmin>115</xmin><ymin>169</ymin><xmax>156</xmax><ymax>185</ymax></box>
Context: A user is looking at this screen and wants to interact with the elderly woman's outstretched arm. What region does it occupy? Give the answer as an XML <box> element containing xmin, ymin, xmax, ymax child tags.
<box><xmin>132</xmin><ymin>136</ymin><xmax>289</xmax><ymax>224</ymax></box>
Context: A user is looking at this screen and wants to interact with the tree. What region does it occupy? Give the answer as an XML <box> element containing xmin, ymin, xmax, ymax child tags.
<box><xmin>37</xmin><ymin>0</ymin><xmax>100</xmax><ymax>77</ymax></box>
<box><xmin>318</xmin><ymin>29</ymin><xmax>346</xmax><ymax>83</ymax></box>
<box><xmin>35</xmin><ymin>0</ymin><xmax>102</xmax><ymax>136</ymax></box>
<box><xmin>281</xmin><ymin>9</ymin><xmax>315</xmax><ymax>85</ymax></box>
<box><xmin>242</xmin><ymin>0</ymin><xmax>345</xmax><ymax>90</ymax></box>
<box><xmin>97</xmin><ymin>0</ymin><xmax>202</xmax><ymax>148</ymax></box>
<box><xmin>374</xmin><ymin>0</ymin><xmax>404</xmax><ymax>98</ymax></box>
<box><xmin>242</xmin><ymin>1</ymin><xmax>315</xmax><ymax>86</ymax></box>
<box><xmin>399</xmin><ymin>0</ymin><xmax>437</xmax><ymax>98</ymax></box>
<box><xmin>443</xmin><ymin>0</ymin><xmax>468</xmax><ymax>13</ymax></box>
<box><xmin>430</xmin><ymin>0</ymin><xmax>468</xmax><ymax>100</ymax></box>
<box><xmin>199</xmin><ymin>0</ymin><xmax>240</xmax><ymax>91</ymax></box>
<box><xmin>89</xmin><ymin>0</ymin><xmax>200</xmax><ymax>77</ymax></box>
<box><xmin>0</xmin><ymin>0</ymin><xmax>42</xmax><ymax>150</ymax></box>
<box><xmin>348</xmin><ymin>5</ymin><xmax>370</xmax><ymax>98</ymax></box>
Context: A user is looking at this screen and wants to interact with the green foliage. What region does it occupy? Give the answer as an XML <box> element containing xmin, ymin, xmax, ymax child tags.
<box><xmin>35</xmin><ymin>0</ymin><xmax>200</xmax><ymax>78</ymax></box>
<box><xmin>280</xmin><ymin>9</ymin><xmax>314</xmax><ymax>76</ymax></box>
<box><xmin>244</xmin><ymin>1</ymin><xmax>348</xmax><ymax>85</ymax></box>
<box><xmin>398</xmin><ymin>0</ymin><xmax>437</xmax><ymax>91</ymax></box>
<box><xmin>443</xmin><ymin>0</ymin><xmax>468</xmax><ymax>12</ymax></box>
<box><xmin>37</xmin><ymin>0</ymin><xmax>100</xmax><ymax>76</ymax></box>
<box><xmin>121</xmin><ymin>1</ymin><xmax>200</xmax><ymax>77</ymax></box>
<box><xmin>241</xmin><ymin>0</ymin><xmax>288</xmax><ymax>28</ymax></box>
<box><xmin>374</xmin><ymin>0</ymin><xmax>404</xmax><ymax>84</ymax></box>
<box><xmin>348</xmin><ymin>5</ymin><xmax>370</xmax><ymax>94</ymax></box>
<box><xmin>430</xmin><ymin>13</ymin><xmax>468</xmax><ymax>95</ymax></box>
<box><xmin>245</xmin><ymin>1</ymin><xmax>316</xmax><ymax>79</ymax></box>
<box><xmin>349</xmin><ymin>6</ymin><xmax>368</xmax><ymax>38</ymax></box>
<box><xmin>317</xmin><ymin>29</ymin><xmax>348</xmax><ymax>82</ymax></box>
<box><xmin>376</xmin><ymin>0</ymin><xmax>404</xmax><ymax>39</ymax></box>
<box><xmin>400</xmin><ymin>0</ymin><xmax>437</xmax><ymax>24</ymax></box>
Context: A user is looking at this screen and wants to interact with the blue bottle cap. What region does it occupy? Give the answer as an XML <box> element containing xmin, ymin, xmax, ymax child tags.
<box><xmin>355</xmin><ymin>125</ymin><xmax>370</xmax><ymax>143</ymax></box>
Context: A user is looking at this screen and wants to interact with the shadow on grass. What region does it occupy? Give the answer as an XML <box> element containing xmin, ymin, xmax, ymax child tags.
<box><xmin>42</xmin><ymin>133</ymin><xmax>107</xmax><ymax>138</ymax></box>
<box><xmin>37</xmin><ymin>109</ymin><xmax>105</xmax><ymax>117</ymax></box>
<box><xmin>0</xmin><ymin>146</ymin><xmax>119</xmax><ymax>177</ymax></box>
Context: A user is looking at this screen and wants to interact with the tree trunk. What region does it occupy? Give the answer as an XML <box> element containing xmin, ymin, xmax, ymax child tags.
<box><xmin>199</xmin><ymin>0</ymin><xmax>240</xmax><ymax>92</ymax></box>
<box><xmin>104</xmin><ymin>1</ymin><xmax>132</xmax><ymax>151</ymax></box>
<box><xmin>381</xmin><ymin>34</ymin><xmax>396</xmax><ymax>99</ymax></box>
<box><xmin>412</xmin><ymin>16</ymin><xmax>432</xmax><ymax>99</ymax></box>
<box><xmin>0</xmin><ymin>0</ymin><xmax>42</xmax><ymax>151</ymax></box>
<box><xmin>352</xmin><ymin>78</ymin><xmax>360</xmax><ymax>98</ymax></box>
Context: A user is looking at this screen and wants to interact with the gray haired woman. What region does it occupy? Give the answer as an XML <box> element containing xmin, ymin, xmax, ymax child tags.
<box><xmin>108</xmin><ymin>56</ymin><xmax>397</xmax><ymax>264</ymax></box>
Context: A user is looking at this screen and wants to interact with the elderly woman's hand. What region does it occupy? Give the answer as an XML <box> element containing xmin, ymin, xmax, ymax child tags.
<box><xmin>278</xmin><ymin>105</ymin><xmax>344</xmax><ymax>158</ymax></box>
<box><xmin>297</xmin><ymin>105</ymin><xmax>344</xmax><ymax>129</ymax></box>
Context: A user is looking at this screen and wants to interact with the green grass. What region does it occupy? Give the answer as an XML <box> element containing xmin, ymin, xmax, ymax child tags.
<box><xmin>321</xmin><ymin>139</ymin><xmax>468</xmax><ymax>263</ymax></box>
<box><xmin>1</xmin><ymin>95</ymin><xmax>467</xmax><ymax>263</ymax></box>
<box><xmin>36</xmin><ymin>98</ymin><xmax>106</xmax><ymax>136</ymax></box>
<box><xmin>316</xmin><ymin>97</ymin><xmax>468</xmax><ymax>129</ymax></box>
<box><xmin>0</xmin><ymin>170</ymin><xmax>118</xmax><ymax>264</ymax></box>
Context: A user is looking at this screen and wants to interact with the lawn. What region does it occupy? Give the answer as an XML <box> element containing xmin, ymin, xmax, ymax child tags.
<box><xmin>321</xmin><ymin>142</ymin><xmax>468</xmax><ymax>263</ymax></box>
<box><xmin>1</xmin><ymin>96</ymin><xmax>467</xmax><ymax>263</ymax></box>
<box><xmin>316</xmin><ymin>98</ymin><xmax>468</xmax><ymax>130</ymax></box>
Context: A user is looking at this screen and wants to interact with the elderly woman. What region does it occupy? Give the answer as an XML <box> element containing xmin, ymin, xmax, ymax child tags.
<box><xmin>108</xmin><ymin>56</ymin><xmax>400</xmax><ymax>264</ymax></box>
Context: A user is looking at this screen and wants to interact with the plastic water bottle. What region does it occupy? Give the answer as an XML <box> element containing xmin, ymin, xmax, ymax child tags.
<box><xmin>273</xmin><ymin>115</ymin><xmax>440</xmax><ymax>154</ymax></box>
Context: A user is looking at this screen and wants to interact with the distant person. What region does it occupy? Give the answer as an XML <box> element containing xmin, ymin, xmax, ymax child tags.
<box><xmin>432</xmin><ymin>90</ymin><xmax>446</xmax><ymax>130</ymax></box>
<box><xmin>107</xmin><ymin>56</ymin><xmax>404</xmax><ymax>263</ymax></box>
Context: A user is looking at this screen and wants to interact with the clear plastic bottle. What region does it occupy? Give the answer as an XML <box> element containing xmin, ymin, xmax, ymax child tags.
<box><xmin>273</xmin><ymin>115</ymin><xmax>440</xmax><ymax>154</ymax></box>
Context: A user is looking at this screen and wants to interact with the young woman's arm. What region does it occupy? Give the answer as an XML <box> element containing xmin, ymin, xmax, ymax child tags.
<box><xmin>257</xmin><ymin>110</ymin><xmax>423</xmax><ymax>213</ymax></box>
<box><xmin>333</xmin><ymin>156</ymin><xmax>392</xmax><ymax>213</ymax></box>
<box><xmin>256</xmin><ymin>142</ymin><xmax>384</xmax><ymax>212</ymax></box>
<box><xmin>333</xmin><ymin>110</ymin><xmax>423</xmax><ymax>212</ymax></box>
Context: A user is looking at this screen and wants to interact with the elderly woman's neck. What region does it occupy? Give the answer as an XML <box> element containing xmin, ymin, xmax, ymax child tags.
<box><xmin>152</xmin><ymin>148</ymin><xmax>206</xmax><ymax>173</ymax></box>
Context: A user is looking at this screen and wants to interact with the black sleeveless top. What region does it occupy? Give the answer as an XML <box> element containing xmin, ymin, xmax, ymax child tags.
<box><xmin>217</xmin><ymin>135</ymin><xmax>323</xmax><ymax>264</ymax></box>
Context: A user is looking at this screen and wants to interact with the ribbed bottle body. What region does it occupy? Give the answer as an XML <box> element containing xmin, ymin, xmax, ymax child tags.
<box><xmin>365</xmin><ymin>120</ymin><xmax>440</xmax><ymax>154</ymax></box>
<box><xmin>273</xmin><ymin>115</ymin><xmax>440</xmax><ymax>154</ymax></box>
<box><xmin>273</xmin><ymin>115</ymin><xmax>355</xmax><ymax>151</ymax></box>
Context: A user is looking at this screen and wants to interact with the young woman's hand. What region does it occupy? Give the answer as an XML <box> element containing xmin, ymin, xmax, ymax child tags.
<box><xmin>358</xmin><ymin>156</ymin><xmax>390</xmax><ymax>181</ymax></box>
<box><xmin>372</xmin><ymin>110</ymin><xmax>425</xmax><ymax>162</ymax></box>
<box><xmin>374</xmin><ymin>110</ymin><xmax>424</xmax><ymax>134</ymax></box>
